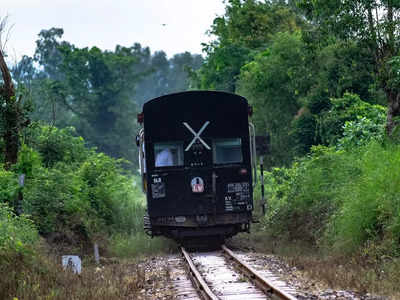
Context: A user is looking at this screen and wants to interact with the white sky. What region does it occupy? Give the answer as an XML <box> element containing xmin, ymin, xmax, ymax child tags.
<box><xmin>1</xmin><ymin>0</ymin><xmax>225</xmax><ymax>61</ymax></box>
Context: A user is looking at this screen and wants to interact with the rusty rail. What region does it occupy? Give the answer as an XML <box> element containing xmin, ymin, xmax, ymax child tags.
<box><xmin>180</xmin><ymin>247</ymin><xmax>219</xmax><ymax>300</ymax></box>
<box><xmin>222</xmin><ymin>245</ymin><xmax>297</xmax><ymax>300</ymax></box>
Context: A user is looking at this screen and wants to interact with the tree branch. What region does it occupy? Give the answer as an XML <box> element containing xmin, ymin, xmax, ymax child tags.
<box><xmin>0</xmin><ymin>48</ymin><xmax>14</xmax><ymax>100</ymax></box>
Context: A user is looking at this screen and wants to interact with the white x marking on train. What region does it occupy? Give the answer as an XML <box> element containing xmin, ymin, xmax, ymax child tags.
<box><xmin>183</xmin><ymin>121</ymin><xmax>211</xmax><ymax>151</ymax></box>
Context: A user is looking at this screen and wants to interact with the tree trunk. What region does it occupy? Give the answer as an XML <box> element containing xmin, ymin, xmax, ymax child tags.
<box><xmin>387</xmin><ymin>1</ymin><xmax>395</xmax><ymax>56</ymax></box>
<box><xmin>0</xmin><ymin>49</ymin><xmax>18</xmax><ymax>170</ymax></box>
<box><xmin>386</xmin><ymin>90</ymin><xmax>400</xmax><ymax>136</ymax></box>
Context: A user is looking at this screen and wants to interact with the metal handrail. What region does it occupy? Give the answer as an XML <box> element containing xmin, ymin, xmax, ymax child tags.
<box><xmin>138</xmin><ymin>128</ymin><xmax>146</xmax><ymax>193</ymax></box>
<box><xmin>249</xmin><ymin>123</ymin><xmax>257</xmax><ymax>187</ymax></box>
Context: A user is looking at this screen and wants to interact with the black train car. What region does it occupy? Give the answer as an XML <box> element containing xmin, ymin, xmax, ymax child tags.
<box><xmin>137</xmin><ymin>91</ymin><xmax>257</xmax><ymax>242</ymax></box>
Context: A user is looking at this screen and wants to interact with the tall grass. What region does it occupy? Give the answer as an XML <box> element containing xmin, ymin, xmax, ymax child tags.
<box><xmin>0</xmin><ymin>248</ymin><xmax>147</xmax><ymax>300</ymax></box>
<box><xmin>265</xmin><ymin>141</ymin><xmax>400</xmax><ymax>257</ymax></box>
<box><xmin>326</xmin><ymin>142</ymin><xmax>400</xmax><ymax>255</ymax></box>
<box><xmin>109</xmin><ymin>233</ymin><xmax>176</xmax><ymax>258</ymax></box>
<box><xmin>264</xmin><ymin>146</ymin><xmax>358</xmax><ymax>243</ymax></box>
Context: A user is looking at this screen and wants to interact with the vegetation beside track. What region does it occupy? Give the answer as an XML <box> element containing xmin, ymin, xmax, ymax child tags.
<box><xmin>0</xmin><ymin>124</ymin><xmax>175</xmax><ymax>298</ymax></box>
<box><xmin>3</xmin><ymin>0</ymin><xmax>400</xmax><ymax>298</ymax></box>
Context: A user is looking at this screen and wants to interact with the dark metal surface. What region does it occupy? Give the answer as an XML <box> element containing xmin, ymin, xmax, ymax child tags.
<box><xmin>143</xmin><ymin>91</ymin><xmax>252</xmax><ymax>218</ymax></box>
<box><xmin>139</xmin><ymin>91</ymin><xmax>254</xmax><ymax>241</ymax></box>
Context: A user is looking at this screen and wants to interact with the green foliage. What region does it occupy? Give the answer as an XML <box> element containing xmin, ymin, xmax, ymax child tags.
<box><xmin>80</xmin><ymin>153</ymin><xmax>134</xmax><ymax>235</ymax></box>
<box><xmin>110</xmin><ymin>178</ymin><xmax>146</xmax><ymax>235</ymax></box>
<box><xmin>135</xmin><ymin>50</ymin><xmax>203</xmax><ymax>105</ymax></box>
<box><xmin>291</xmin><ymin>109</ymin><xmax>318</xmax><ymax>155</ymax></box>
<box><xmin>297</xmin><ymin>0</ymin><xmax>400</xmax><ymax>135</ymax></box>
<box><xmin>238</xmin><ymin>31</ymin><xmax>307</xmax><ymax>166</ymax></box>
<box><xmin>317</xmin><ymin>93</ymin><xmax>386</xmax><ymax>146</ymax></box>
<box><xmin>23</xmin><ymin>123</ymin><xmax>91</xmax><ymax>168</ymax></box>
<box><xmin>12</xmin><ymin>124</ymin><xmax>146</xmax><ymax>240</ymax></box>
<box><xmin>195</xmin><ymin>0</ymin><xmax>304</xmax><ymax>92</ymax></box>
<box><xmin>14</xmin><ymin>143</ymin><xmax>42</xmax><ymax>176</ymax></box>
<box><xmin>13</xmin><ymin>31</ymin><xmax>202</xmax><ymax>170</ymax></box>
<box><xmin>197</xmin><ymin>43</ymin><xmax>250</xmax><ymax>92</ymax></box>
<box><xmin>0</xmin><ymin>167</ymin><xmax>19</xmax><ymax>204</ymax></box>
<box><xmin>265</xmin><ymin>140</ymin><xmax>400</xmax><ymax>256</ymax></box>
<box><xmin>109</xmin><ymin>233</ymin><xmax>175</xmax><ymax>258</ymax></box>
<box><xmin>302</xmin><ymin>39</ymin><xmax>379</xmax><ymax>109</ymax></box>
<box><xmin>325</xmin><ymin>143</ymin><xmax>400</xmax><ymax>254</ymax></box>
<box><xmin>265</xmin><ymin>146</ymin><xmax>357</xmax><ymax>243</ymax></box>
<box><xmin>23</xmin><ymin>164</ymin><xmax>87</xmax><ymax>235</ymax></box>
<box><xmin>0</xmin><ymin>203</ymin><xmax>38</xmax><ymax>254</ymax></box>
<box><xmin>337</xmin><ymin>116</ymin><xmax>386</xmax><ymax>150</ymax></box>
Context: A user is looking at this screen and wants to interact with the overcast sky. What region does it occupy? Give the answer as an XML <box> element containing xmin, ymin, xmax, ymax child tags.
<box><xmin>1</xmin><ymin>0</ymin><xmax>225</xmax><ymax>61</ymax></box>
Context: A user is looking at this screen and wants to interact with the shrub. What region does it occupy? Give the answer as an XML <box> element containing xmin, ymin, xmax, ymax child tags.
<box><xmin>318</xmin><ymin>93</ymin><xmax>386</xmax><ymax>146</ymax></box>
<box><xmin>0</xmin><ymin>168</ymin><xmax>19</xmax><ymax>205</ymax></box>
<box><xmin>265</xmin><ymin>145</ymin><xmax>359</xmax><ymax>243</ymax></box>
<box><xmin>325</xmin><ymin>142</ymin><xmax>400</xmax><ymax>255</ymax></box>
<box><xmin>79</xmin><ymin>153</ymin><xmax>145</xmax><ymax>237</ymax></box>
<box><xmin>337</xmin><ymin>116</ymin><xmax>386</xmax><ymax>150</ymax></box>
<box><xmin>23</xmin><ymin>163</ymin><xmax>89</xmax><ymax>235</ymax></box>
<box><xmin>23</xmin><ymin>123</ymin><xmax>91</xmax><ymax>168</ymax></box>
<box><xmin>0</xmin><ymin>203</ymin><xmax>38</xmax><ymax>254</ymax></box>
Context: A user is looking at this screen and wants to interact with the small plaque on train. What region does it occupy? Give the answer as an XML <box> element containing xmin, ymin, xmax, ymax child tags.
<box><xmin>191</xmin><ymin>177</ymin><xmax>204</xmax><ymax>193</ymax></box>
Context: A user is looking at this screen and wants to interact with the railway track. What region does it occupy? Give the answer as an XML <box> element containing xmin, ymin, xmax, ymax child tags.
<box><xmin>179</xmin><ymin>245</ymin><xmax>298</xmax><ymax>300</ymax></box>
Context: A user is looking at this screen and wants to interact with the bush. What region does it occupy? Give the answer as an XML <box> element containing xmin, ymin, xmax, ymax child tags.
<box><xmin>13</xmin><ymin>143</ymin><xmax>42</xmax><ymax>177</ymax></box>
<box><xmin>23</xmin><ymin>163</ymin><xmax>88</xmax><ymax>235</ymax></box>
<box><xmin>265</xmin><ymin>145</ymin><xmax>360</xmax><ymax>243</ymax></box>
<box><xmin>337</xmin><ymin>116</ymin><xmax>386</xmax><ymax>150</ymax></box>
<box><xmin>325</xmin><ymin>142</ymin><xmax>400</xmax><ymax>255</ymax></box>
<box><xmin>0</xmin><ymin>203</ymin><xmax>38</xmax><ymax>255</ymax></box>
<box><xmin>79</xmin><ymin>153</ymin><xmax>143</xmax><ymax>235</ymax></box>
<box><xmin>0</xmin><ymin>167</ymin><xmax>19</xmax><ymax>205</ymax></box>
<box><xmin>265</xmin><ymin>140</ymin><xmax>400</xmax><ymax>257</ymax></box>
<box><xmin>318</xmin><ymin>93</ymin><xmax>386</xmax><ymax>146</ymax></box>
<box><xmin>18</xmin><ymin>126</ymin><xmax>146</xmax><ymax>240</ymax></box>
<box><xmin>23</xmin><ymin>123</ymin><xmax>91</xmax><ymax>168</ymax></box>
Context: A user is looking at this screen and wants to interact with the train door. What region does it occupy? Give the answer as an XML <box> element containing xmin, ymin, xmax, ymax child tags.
<box><xmin>182</xmin><ymin>120</ymin><xmax>216</xmax><ymax>220</ymax></box>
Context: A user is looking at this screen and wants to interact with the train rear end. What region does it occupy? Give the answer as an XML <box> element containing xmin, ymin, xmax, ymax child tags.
<box><xmin>137</xmin><ymin>91</ymin><xmax>256</xmax><ymax>243</ymax></box>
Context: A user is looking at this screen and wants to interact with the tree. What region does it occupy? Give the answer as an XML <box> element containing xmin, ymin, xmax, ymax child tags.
<box><xmin>19</xmin><ymin>29</ymin><xmax>147</xmax><ymax>167</ymax></box>
<box><xmin>238</xmin><ymin>32</ymin><xmax>308</xmax><ymax>166</ymax></box>
<box><xmin>134</xmin><ymin>50</ymin><xmax>203</xmax><ymax>106</ymax></box>
<box><xmin>297</xmin><ymin>0</ymin><xmax>400</xmax><ymax>135</ymax></box>
<box><xmin>0</xmin><ymin>17</ymin><xmax>30</xmax><ymax>169</ymax></box>
<box><xmin>196</xmin><ymin>0</ymin><xmax>305</xmax><ymax>92</ymax></box>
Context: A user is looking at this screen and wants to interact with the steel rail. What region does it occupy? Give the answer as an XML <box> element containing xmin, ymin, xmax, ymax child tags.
<box><xmin>221</xmin><ymin>245</ymin><xmax>297</xmax><ymax>300</ymax></box>
<box><xmin>180</xmin><ymin>247</ymin><xmax>220</xmax><ymax>300</ymax></box>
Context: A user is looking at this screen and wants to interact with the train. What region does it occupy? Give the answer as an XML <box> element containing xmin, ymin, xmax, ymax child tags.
<box><xmin>136</xmin><ymin>90</ymin><xmax>257</xmax><ymax>243</ymax></box>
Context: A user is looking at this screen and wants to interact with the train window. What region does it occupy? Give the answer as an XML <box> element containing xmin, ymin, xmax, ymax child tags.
<box><xmin>154</xmin><ymin>142</ymin><xmax>184</xmax><ymax>167</ymax></box>
<box><xmin>213</xmin><ymin>138</ymin><xmax>243</xmax><ymax>164</ymax></box>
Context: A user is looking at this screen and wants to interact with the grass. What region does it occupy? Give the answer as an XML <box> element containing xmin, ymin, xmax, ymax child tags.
<box><xmin>0</xmin><ymin>251</ymin><xmax>146</xmax><ymax>299</ymax></box>
<box><xmin>109</xmin><ymin>232</ymin><xmax>177</xmax><ymax>258</ymax></box>
<box><xmin>243</xmin><ymin>142</ymin><xmax>400</xmax><ymax>299</ymax></box>
<box><xmin>0</xmin><ymin>234</ymin><xmax>176</xmax><ymax>300</ymax></box>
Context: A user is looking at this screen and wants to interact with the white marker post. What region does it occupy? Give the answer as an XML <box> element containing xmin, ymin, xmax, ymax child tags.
<box><xmin>62</xmin><ymin>255</ymin><xmax>82</xmax><ymax>274</ymax></box>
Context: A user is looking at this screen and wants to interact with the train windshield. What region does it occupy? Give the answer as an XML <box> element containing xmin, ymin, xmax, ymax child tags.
<box><xmin>154</xmin><ymin>142</ymin><xmax>184</xmax><ymax>167</ymax></box>
<box><xmin>213</xmin><ymin>138</ymin><xmax>243</xmax><ymax>164</ymax></box>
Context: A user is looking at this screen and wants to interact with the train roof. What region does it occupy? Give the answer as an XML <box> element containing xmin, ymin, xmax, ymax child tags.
<box><xmin>143</xmin><ymin>90</ymin><xmax>248</xmax><ymax>113</ymax></box>
<box><xmin>141</xmin><ymin>91</ymin><xmax>250</xmax><ymax>140</ymax></box>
